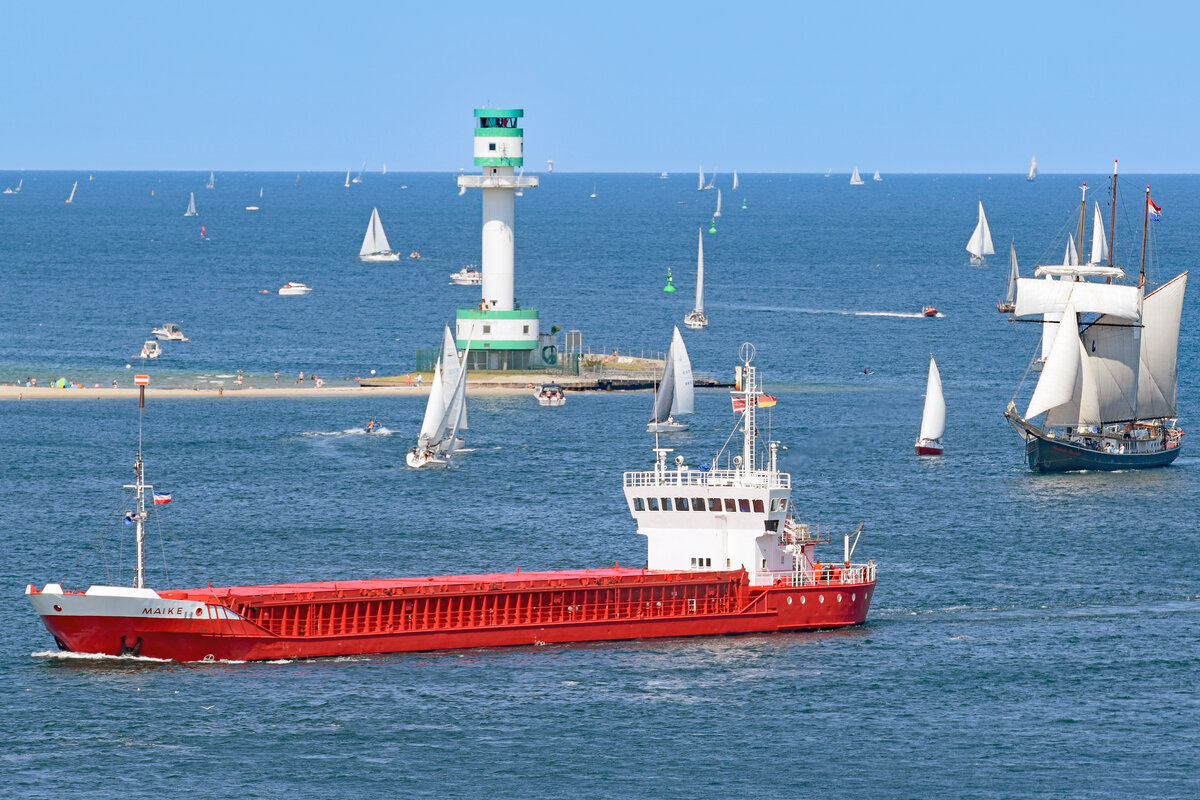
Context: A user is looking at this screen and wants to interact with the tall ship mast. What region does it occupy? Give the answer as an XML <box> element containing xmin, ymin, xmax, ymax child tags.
<box><xmin>1003</xmin><ymin>161</ymin><xmax>1188</xmax><ymax>471</ymax></box>
<box><xmin>27</xmin><ymin>347</ymin><xmax>877</xmax><ymax>662</ymax></box>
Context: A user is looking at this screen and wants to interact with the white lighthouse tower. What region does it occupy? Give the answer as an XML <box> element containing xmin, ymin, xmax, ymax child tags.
<box><xmin>455</xmin><ymin>108</ymin><xmax>541</xmax><ymax>370</ymax></box>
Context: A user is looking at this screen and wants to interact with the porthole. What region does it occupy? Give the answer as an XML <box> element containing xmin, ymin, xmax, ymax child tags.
<box><xmin>851</xmin><ymin>593</ymin><xmax>856</xmax><ymax>601</ymax></box>
<box><xmin>819</xmin><ymin>595</ymin><xmax>825</xmax><ymax>603</ymax></box>
<box><xmin>786</xmin><ymin>596</ymin><xmax>793</xmax><ymax>605</ymax></box>
<box><xmin>837</xmin><ymin>594</ymin><xmax>842</xmax><ymax>602</ymax></box>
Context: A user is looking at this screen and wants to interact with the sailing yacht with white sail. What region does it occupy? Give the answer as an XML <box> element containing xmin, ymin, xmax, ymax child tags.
<box><xmin>915</xmin><ymin>356</ymin><xmax>945</xmax><ymax>455</ymax></box>
<box><xmin>184</xmin><ymin>192</ymin><xmax>198</xmax><ymax>217</ymax></box>
<box><xmin>732</xmin><ymin>171</ymin><xmax>739</xmax><ymax>191</ymax></box>
<box><xmin>966</xmin><ymin>201</ymin><xmax>994</xmax><ymax>265</ymax></box>
<box><xmin>1027</xmin><ymin>156</ymin><xmax>1038</xmax><ymax>181</ymax></box>
<box><xmin>65</xmin><ymin>181</ymin><xmax>77</xmax><ymax>204</ymax></box>
<box><xmin>206</xmin><ymin>171</ymin><xmax>215</xmax><ymax>189</ymax></box>
<box><xmin>697</xmin><ymin>165</ymin><xmax>705</xmax><ymax>191</ymax></box>
<box><xmin>713</xmin><ymin>188</ymin><xmax>722</xmax><ymax>218</ymax></box>
<box><xmin>352</xmin><ymin>161</ymin><xmax>365</xmax><ymax>184</ymax></box>
<box><xmin>705</xmin><ymin>172</ymin><xmax>716</xmax><ymax>190</ymax></box>
<box><xmin>1004</xmin><ymin>163</ymin><xmax>1187</xmax><ymax>471</ymax></box>
<box><xmin>849</xmin><ymin>167</ymin><xmax>864</xmax><ymax>186</ymax></box>
<box><xmin>358</xmin><ymin>207</ymin><xmax>400</xmax><ymax>261</ymax></box>
<box><xmin>684</xmin><ymin>229</ymin><xmax>707</xmax><ymax>329</ymax></box>
<box><xmin>873</xmin><ymin>170</ymin><xmax>882</xmax><ymax>182</ymax></box>
<box><xmin>647</xmin><ymin>327</ymin><xmax>694</xmax><ymax>432</ymax></box>
<box><xmin>407</xmin><ymin>328</ymin><xmax>471</xmax><ymax>468</ymax></box>
<box><xmin>344</xmin><ymin>171</ymin><xmax>351</xmax><ymax>188</ymax></box>
<box><xmin>997</xmin><ymin>242</ymin><xmax>1019</xmax><ymax>313</ymax></box>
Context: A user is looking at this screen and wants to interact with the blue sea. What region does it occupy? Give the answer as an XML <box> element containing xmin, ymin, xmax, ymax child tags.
<box><xmin>1</xmin><ymin>170</ymin><xmax>1198</xmax><ymax>798</ymax></box>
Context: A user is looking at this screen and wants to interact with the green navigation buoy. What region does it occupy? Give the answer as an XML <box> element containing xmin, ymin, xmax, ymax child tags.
<box><xmin>708</xmin><ymin>218</ymin><xmax>717</xmax><ymax>234</ymax></box>
<box><xmin>741</xmin><ymin>198</ymin><xmax>747</xmax><ymax>209</ymax></box>
<box><xmin>663</xmin><ymin>268</ymin><xmax>676</xmax><ymax>292</ymax></box>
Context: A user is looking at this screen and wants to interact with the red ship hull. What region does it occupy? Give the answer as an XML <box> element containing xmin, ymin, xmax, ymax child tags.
<box><xmin>31</xmin><ymin>567</ymin><xmax>875</xmax><ymax>662</ymax></box>
<box><xmin>915</xmin><ymin>444</ymin><xmax>943</xmax><ymax>455</ymax></box>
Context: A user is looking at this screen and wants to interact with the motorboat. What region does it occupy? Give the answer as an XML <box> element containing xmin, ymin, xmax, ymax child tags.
<box><xmin>135</xmin><ymin>340</ymin><xmax>162</xmax><ymax>360</ymax></box>
<box><xmin>278</xmin><ymin>282</ymin><xmax>312</xmax><ymax>296</ymax></box>
<box><xmin>536</xmin><ymin>384</ymin><xmax>566</xmax><ymax>407</ymax></box>
<box><xmin>449</xmin><ymin>265</ymin><xmax>482</xmax><ymax>285</ymax></box>
<box><xmin>922</xmin><ymin>306</ymin><xmax>938</xmax><ymax>317</ymax></box>
<box><xmin>151</xmin><ymin>323</ymin><xmax>188</xmax><ymax>342</ymax></box>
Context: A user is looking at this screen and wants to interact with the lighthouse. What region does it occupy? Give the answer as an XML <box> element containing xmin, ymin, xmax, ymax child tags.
<box><xmin>455</xmin><ymin>108</ymin><xmax>541</xmax><ymax>369</ymax></box>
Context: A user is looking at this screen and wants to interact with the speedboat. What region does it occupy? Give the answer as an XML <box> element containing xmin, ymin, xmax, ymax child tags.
<box><xmin>449</xmin><ymin>265</ymin><xmax>482</xmax><ymax>285</ymax></box>
<box><xmin>536</xmin><ymin>384</ymin><xmax>566</xmax><ymax>407</ymax></box>
<box><xmin>135</xmin><ymin>340</ymin><xmax>162</xmax><ymax>360</ymax></box>
<box><xmin>151</xmin><ymin>323</ymin><xmax>188</xmax><ymax>341</ymax></box>
<box><xmin>278</xmin><ymin>282</ymin><xmax>313</xmax><ymax>296</ymax></box>
<box><xmin>922</xmin><ymin>306</ymin><xmax>938</xmax><ymax>317</ymax></box>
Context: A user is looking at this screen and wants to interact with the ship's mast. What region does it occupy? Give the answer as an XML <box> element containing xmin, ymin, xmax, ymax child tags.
<box><xmin>739</xmin><ymin>343</ymin><xmax>757</xmax><ymax>474</ymax></box>
<box><xmin>1139</xmin><ymin>185</ymin><xmax>1150</xmax><ymax>290</ymax></box>
<box><xmin>1108</xmin><ymin>160</ymin><xmax>1118</xmax><ymax>269</ymax></box>
<box><xmin>1076</xmin><ymin>182</ymin><xmax>1088</xmax><ymax>263</ymax></box>
<box><xmin>123</xmin><ymin>378</ymin><xmax>152</xmax><ymax>589</ymax></box>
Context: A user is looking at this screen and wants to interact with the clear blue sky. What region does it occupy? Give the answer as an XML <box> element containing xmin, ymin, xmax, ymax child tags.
<box><xmin>4</xmin><ymin>1</ymin><xmax>1197</xmax><ymax>172</ymax></box>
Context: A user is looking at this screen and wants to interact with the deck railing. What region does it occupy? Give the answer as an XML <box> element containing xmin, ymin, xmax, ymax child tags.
<box><xmin>757</xmin><ymin>561</ymin><xmax>876</xmax><ymax>587</ymax></box>
<box><xmin>623</xmin><ymin>469</ymin><xmax>790</xmax><ymax>489</ymax></box>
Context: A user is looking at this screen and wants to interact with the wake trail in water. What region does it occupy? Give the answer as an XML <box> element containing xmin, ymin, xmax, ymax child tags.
<box><xmin>301</xmin><ymin>427</ymin><xmax>395</xmax><ymax>438</ymax></box>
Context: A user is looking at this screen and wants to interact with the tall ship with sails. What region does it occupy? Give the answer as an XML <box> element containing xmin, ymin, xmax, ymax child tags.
<box><xmin>26</xmin><ymin>349</ymin><xmax>877</xmax><ymax>662</ymax></box>
<box><xmin>1004</xmin><ymin>161</ymin><xmax>1187</xmax><ymax>471</ymax></box>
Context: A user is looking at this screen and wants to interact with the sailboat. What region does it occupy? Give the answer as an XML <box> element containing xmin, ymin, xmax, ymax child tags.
<box><xmin>3</xmin><ymin>178</ymin><xmax>22</xmax><ymax>194</ymax></box>
<box><xmin>705</xmin><ymin>172</ymin><xmax>716</xmax><ymax>190</ymax></box>
<box><xmin>915</xmin><ymin>356</ymin><xmax>945</xmax><ymax>455</ymax></box>
<box><xmin>382</xmin><ymin>163</ymin><xmax>387</xmax><ymax>175</ymax></box>
<box><xmin>344</xmin><ymin>171</ymin><xmax>350</xmax><ymax>188</ymax></box>
<box><xmin>684</xmin><ymin>229</ymin><xmax>707</xmax><ymax>329</ymax></box>
<box><xmin>660</xmin><ymin>171</ymin><xmax>669</xmax><ymax>179</ymax></box>
<box><xmin>824</xmin><ymin>168</ymin><xmax>832</xmax><ymax>178</ymax></box>
<box><xmin>438</xmin><ymin>325</ymin><xmax>468</xmax><ymax>444</ymax></box>
<box><xmin>407</xmin><ymin>332</ymin><xmax>471</xmax><ymax>468</ymax></box>
<box><xmin>352</xmin><ymin>161</ymin><xmax>365</xmax><ymax>184</ymax></box>
<box><xmin>65</xmin><ymin>181</ymin><xmax>77</xmax><ymax>204</ymax></box>
<box><xmin>1027</xmin><ymin>156</ymin><xmax>1038</xmax><ymax>181</ymax></box>
<box><xmin>206</xmin><ymin>171</ymin><xmax>215</xmax><ymax>190</ymax></box>
<box><xmin>966</xmin><ymin>201</ymin><xmax>994</xmax><ymax>265</ymax></box>
<box><xmin>849</xmin><ymin>167</ymin><xmax>864</xmax><ymax>186</ymax></box>
<box><xmin>873</xmin><ymin>170</ymin><xmax>882</xmax><ymax>182</ymax></box>
<box><xmin>359</xmin><ymin>207</ymin><xmax>400</xmax><ymax>261</ymax></box>
<box><xmin>590</xmin><ymin>183</ymin><xmax>597</xmax><ymax>199</ymax></box>
<box><xmin>997</xmin><ymin>242</ymin><xmax>1019</xmax><ymax>313</ymax></box>
<box><xmin>184</xmin><ymin>192</ymin><xmax>198</xmax><ymax>217</ymax></box>
<box><xmin>1003</xmin><ymin>164</ymin><xmax>1188</xmax><ymax>471</ymax></box>
<box><xmin>713</xmin><ymin>188</ymin><xmax>722</xmax><ymax>218</ymax></box>
<box><xmin>698</xmin><ymin>165</ymin><xmax>705</xmax><ymax>191</ymax></box>
<box><xmin>732</xmin><ymin>171</ymin><xmax>739</xmax><ymax>191</ymax></box>
<box><xmin>647</xmin><ymin>327</ymin><xmax>694</xmax><ymax>432</ymax></box>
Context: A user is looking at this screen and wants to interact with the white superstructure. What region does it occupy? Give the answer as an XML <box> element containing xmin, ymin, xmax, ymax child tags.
<box><xmin>624</xmin><ymin>344</ymin><xmax>860</xmax><ymax>587</ymax></box>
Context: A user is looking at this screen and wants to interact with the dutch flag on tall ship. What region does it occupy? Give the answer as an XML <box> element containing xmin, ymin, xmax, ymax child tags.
<box><xmin>730</xmin><ymin>394</ymin><xmax>779</xmax><ymax>413</ymax></box>
<box><xmin>1148</xmin><ymin>196</ymin><xmax>1162</xmax><ymax>221</ymax></box>
<box><xmin>152</xmin><ymin>492</ymin><xmax>172</xmax><ymax>505</ymax></box>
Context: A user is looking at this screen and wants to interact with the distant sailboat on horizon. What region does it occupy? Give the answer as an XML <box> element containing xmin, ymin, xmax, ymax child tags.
<box><xmin>590</xmin><ymin>183</ymin><xmax>597</xmax><ymax>199</ymax></box>
<box><xmin>697</xmin><ymin>165</ymin><xmax>705</xmax><ymax>191</ymax></box>
<box><xmin>966</xmin><ymin>201</ymin><xmax>995</xmax><ymax>265</ymax></box>
<box><xmin>732</xmin><ymin>171</ymin><xmax>739</xmax><ymax>191</ymax></box>
<box><xmin>1027</xmin><ymin>156</ymin><xmax>1038</xmax><ymax>181</ymax></box>
<box><xmin>684</xmin><ymin>228</ymin><xmax>707</xmax><ymax>330</ymax></box>
<box><xmin>713</xmin><ymin>188</ymin><xmax>722</xmax><ymax>218</ymax></box>
<box><xmin>205</xmin><ymin>171</ymin><xmax>214</xmax><ymax>190</ymax></box>
<box><xmin>352</xmin><ymin>161</ymin><xmax>365</xmax><ymax>184</ymax></box>
<box><xmin>65</xmin><ymin>181</ymin><xmax>77</xmax><ymax>204</ymax></box>
<box><xmin>850</xmin><ymin>167</ymin><xmax>864</xmax><ymax>185</ymax></box>
<box><xmin>873</xmin><ymin>170</ymin><xmax>882</xmax><ymax>182</ymax></box>
<box><xmin>824</xmin><ymin>167</ymin><xmax>832</xmax><ymax>178</ymax></box>
<box><xmin>184</xmin><ymin>191</ymin><xmax>198</xmax><ymax>216</ymax></box>
<box><xmin>344</xmin><ymin>171</ymin><xmax>350</xmax><ymax>188</ymax></box>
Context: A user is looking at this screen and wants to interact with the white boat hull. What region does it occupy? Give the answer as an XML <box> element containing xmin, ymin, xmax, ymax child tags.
<box><xmin>684</xmin><ymin>311</ymin><xmax>707</xmax><ymax>329</ymax></box>
<box><xmin>647</xmin><ymin>421</ymin><xmax>690</xmax><ymax>433</ymax></box>
<box><xmin>406</xmin><ymin>449</ymin><xmax>447</xmax><ymax>469</ymax></box>
<box><xmin>537</xmin><ymin>395</ymin><xmax>566</xmax><ymax>407</ymax></box>
<box><xmin>360</xmin><ymin>252</ymin><xmax>401</xmax><ymax>262</ymax></box>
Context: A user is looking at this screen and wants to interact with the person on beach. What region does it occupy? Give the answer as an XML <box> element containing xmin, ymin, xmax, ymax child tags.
<box><xmin>274</xmin><ymin>370</ymin><xmax>279</xmax><ymax>383</ymax></box>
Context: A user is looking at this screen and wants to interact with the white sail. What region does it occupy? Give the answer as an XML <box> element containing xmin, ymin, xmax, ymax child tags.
<box><xmin>850</xmin><ymin>167</ymin><xmax>864</xmax><ymax>185</ymax></box>
<box><xmin>714</xmin><ymin>189</ymin><xmax>722</xmax><ymax>218</ymax></box>
<box><xmin>184</xmin><ymin>192</ymin><xmax>197</xmax><ymax>217</ymax></box>
<box><xmin>359</xmin><ymin>207</ymin><xmax>392</xmax><ymax>256</ymax></box>
<box><xmin>416</xmin><ymin>360</ymin><xmax>447</xmax><ymax>447</ymax></box>
<box><xmin>440</xmin><ymin>325</ymin><xmax>468</xmax><ymax>432</ymax></box>
<box><xmin>1136</xmin><ymin>272</ymin><xmax>1188</xmax><ymax>419</ymax></box>
<box><xmin>1015</xmin><ymin>276</ymin><xmax>1140</xmax><ymax>320</ymax></box>
<box><xmin>698</xmin><ymin>165</ymin><xmax>704</xmax><ymax>191</ymax></box>
<box><xmin>1028</xmin><ymin>157</ymin><xmax>1038</xmax><ymax>181</ymax></box>
<box><xmin>918</xmin><ymin>356</ymin><xmax>945</xmax><ymax>443</ymax></box>
<box><xmin>873</xmin><ymin>170</ymin><xmax>882</xmax><ymax>181</ymax></box>
<box><xmin>436</xmin><ymin>343</ymin><xmax>471</xmax><ymax>458</ymax></box>
<box><xmin>66</xmin><ymin>181</ymin><xmax>77</xmax><ymax>204</ymax></box>
<box><xmin>344</xmin><ymin>171</ymin><xmax>350</xmax><ymax>188</ymax></box>
<box><xmin>649</xmin><ymin>327</ymin><xmax>694</xmax><ymax>423</ymax></box>
<box><xmin>1081</xmin><ymin>310</ymin><xmax>1141</xmax><ymax>423</ymax></box>
<box><xmin>732</xmin><ymin>171</ymin><xmax>739</xmax><ymax>191</ymax></box>
<box><xmin>1027</xmin><ymin>301</ymin><xmax>1082</xmax><ymax>420</ymax></box>
<box><xmin>382</xmin><ymin>163</ymin><xmax>387</xmax><ymax>174</ymax></box>
<box><xmin>1064</xmin><ymin>234</ymin><xmax>1079</xmax><ymax>266</ymax></box>
<box><xmin>1088</xmin><ymin>202</ymin><xmax>1109</xmax><ymax>265</ymax></box>
<box><xmin>693</xmin><ymin>228</ymin><xmax>704</xmax><ymax>315</ymax></box>
<box><xmin>966</xmin><ymin>202</ymin><xmax>994</xmax><ymax>259</ymax></box>
<box><xmin>206</xmin><ymin>171</ymin><xmax>214</xmax><ymax>189</ymax></box>
<box><xmin>1005</xmin><ymin>243</ymin><xmax>1020</xmax><ymax>304</ymax></box>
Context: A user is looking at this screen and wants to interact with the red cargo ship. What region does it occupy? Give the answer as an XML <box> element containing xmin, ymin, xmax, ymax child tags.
<box><xmin>27</xmin><ymin>350</ymin><xmax>877</xmax><ymax>662</ymax></box>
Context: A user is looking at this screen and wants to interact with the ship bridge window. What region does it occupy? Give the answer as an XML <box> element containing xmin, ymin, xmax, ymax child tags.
<box><xmin>724</xmin><ymin>499</ymin><xmax>736</xmax><ymax>512</ymax></box>
<box><xmin>739</xmin><ymin>499</ymin><xmax>751</xmax><ymax>513</ymax></box>
<box><xmin>675</xmin><ymin>497</ymin><xmax>690</xmax><ymax>511</ymax></box>
<box><xmin>780</xmin><ymin>498</ymin><xmax>788</xmax><ymax>512</ymax></box>
<box><xmin>661</xmin><ymin>497</ymin><xmax>673</xmax><ymax>511</ymax></box>
<box><xmin>691</xmin><ymin>498</ymin><xmax>705</xmax><ymax>511</ymax></box>
<box><xmin>753</xmin><ymin>499</ymin><xmax>765</xmax><ymax>513</ymax></box>
<box><xmin>708</xmin><ymin>498</ymin><xmax>721</xmax><ymax>512</ymax></box>
<box><xmin>648</xmin><ymin>497</ymin><xmax>659</xmax><ymax>511</ymax></box>
<box><xmin>770</xmin><ymin>498</ymin><xmax>780</xmax><ymax>511</ymax></box>
<box><xmin>488</xmin><ymin>143</ymin><xmax>497</xmax><ymax>151</ymax></box>
<box><xmin>632</xmin><ymin>497</ymin><xmax>644</xmax><ymax>511</ymax></box>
